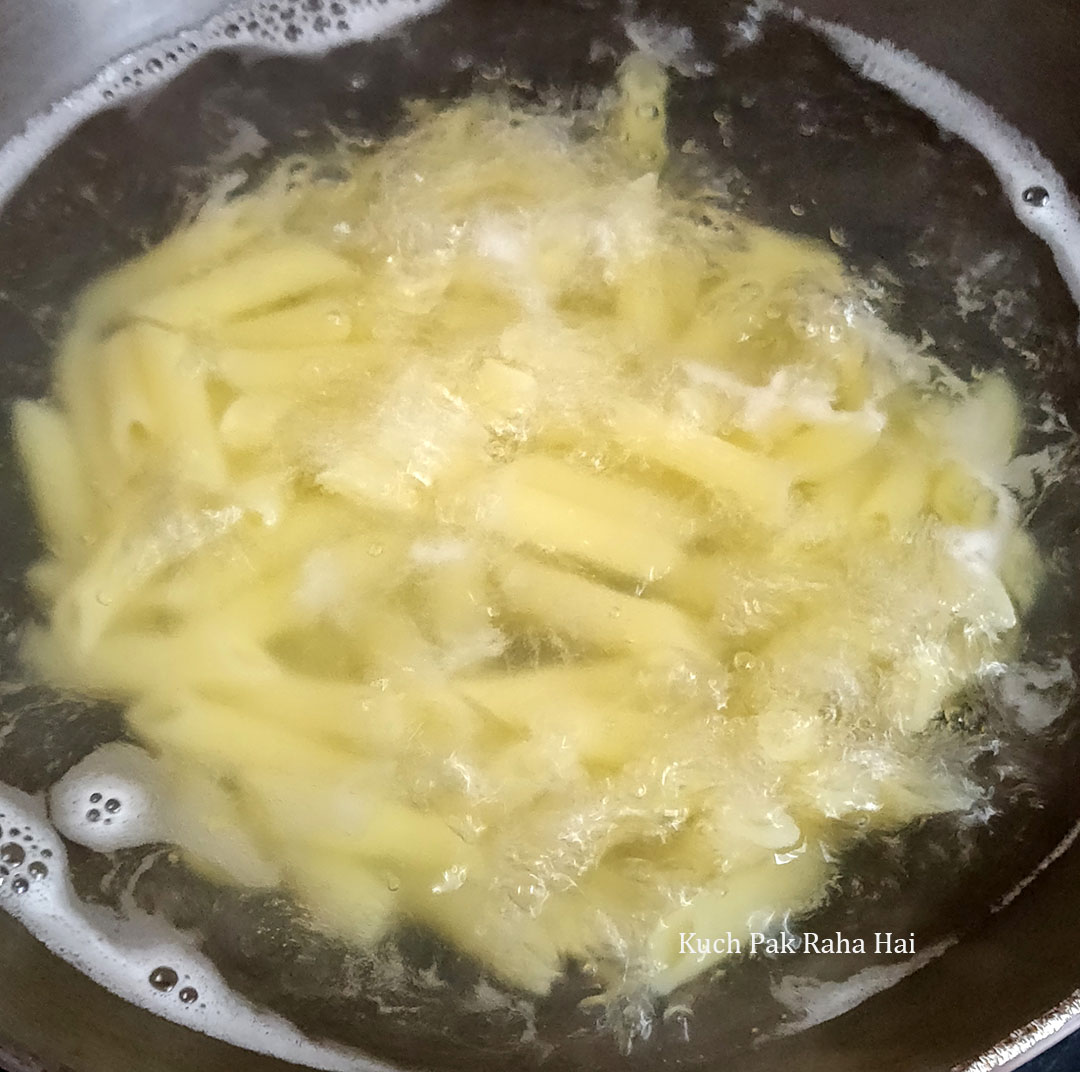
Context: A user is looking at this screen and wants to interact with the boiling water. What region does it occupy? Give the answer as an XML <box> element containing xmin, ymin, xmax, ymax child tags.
<box><xmin>0</xmin><ymin>0</ymin><xmax>1079</xmax><ymax>1067</ymax></box>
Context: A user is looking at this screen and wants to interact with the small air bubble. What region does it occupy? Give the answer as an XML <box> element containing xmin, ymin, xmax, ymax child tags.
<box><xmin>636</xmin><ymin>104</ymin><xmax>660</xmax><ymax>119</ymax></box>
<box><xmin>385</xmin><ymin>873</ymin><xmax>401</xmax><ymax>891</ymax></box>
<box><xmin>165</xmin><ymin>51</ymin><xmax>178</xmax><ymax>63</ymax></box>
<box><xmin>368</xmin><ymin>543</ymin><xmax>383</xmax><ymax>557</ymax></box>
<box><xmin>284</xmin><ymin>23</ymin><xmax>302</xmax><ymax>41</ymax></box>
<box><xmin>247</xmin><ymin>20</ymin><xmax>260</xmax><ymax>32</ymax></box>
<box><xmin>797</xmin><ymin>121</ymin><xmax>819</xmax><ymax>137</ymax></box>
<box><xmin>179</xmin><ymin>987</ymin><xmax>199</xmax><ymax>1004</ymax></box>
<box><xmin>149</xmin><ymin>966</ymin><xmax>179</xmax><ymax>992</ymax></box>
<box><xmin>733</xmin><ymin>651</ymin><xmax>758</xmax><ymax>671</ymax></box>
<box><xmin>86</xmin><ymin>809</ymin><xmax>101</xmax><ymax>823</ymax></box>
<box><xmin>133</xmin><ymin>67</ymin><xmax>143</xmax><ymax>77</ymax></box>
<box><xmin>1022</xmin><ymin>185</ymin><xmax>1049</xmax><ymax>207</ymax></box>
<box><xmin>27</xmin><ymin>861</ymin><xmax>48</xmax><ymax>881</ymax></box>
<box><xmin>336</xmin><ymin>19</ymin><xmax>349</xmax><ymax>30</ymax></box>
<box><xmin>302</xmin><ymin>0</ymin><xmax>323</xmax><ymax>9</ymax></box>
<box><xmin>790</xmin><ymin>203</ymin><xmax>806</xmax><ymax>217</ymax></box>
<box><xmin>121</xmin><ymin>76</ymin><xmax>133</xmax><ymax>87</ymax></box>
<box><xmin>330</xmin><ymin>0</ymin><xmax>346</xmax><ymax>11</ymax></box>
<box><xmin>22</xmin><ymin>834</ymin><xmax>31</xmax><ymax>842</ymax></box>
<box><xmin>313</xmin><ymin>14</ymin><xmax>331</xmax><ymax>30</ymax></box>
<box><xmin>224</xmin><ymin>22</ymin><xmax>241</xmax><ymax>38</ymax></box>
<box><xmin>146</xmin><ymin>57</ymin><xmax>164</xmax><ymax>73</ymax></box>
<box><xmin>0</xmin><ymin>843</ymin><xmax>25</xmax><ymax>867</ymax></box>
<box><xmin>41</xmin><ymin>849</ymin><xmax>52</xmax><ymax>859</ymax></box>
<box><xmin>10</xmin><ymin>876</ymin><xmax>29</xmax><ymax>895</ymax></box>
<box><xmin>90</xmin><ymin>792</ymin><xmax>102</xmax><ymax>804</ymax></box>
<box><xmin>105</xmin><ymin>798</ymin><xmax>122</xmax><ymax>814</ymax></box>
<box><xmin>103</xmin><ymin>89</ymin><xmax>115</xmax><ymax>101</ymax></box>
<box><xmin>829</xmin><ymin>226</ymin><xmax>849</xmax><ymax>248</ymax></box>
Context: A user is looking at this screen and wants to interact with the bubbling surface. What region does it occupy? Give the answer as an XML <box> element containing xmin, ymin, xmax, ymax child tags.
<box><xmin>0</xmin><ymin>0</ymin><xmax>1077</xmax><ymax>1067</ymax></box>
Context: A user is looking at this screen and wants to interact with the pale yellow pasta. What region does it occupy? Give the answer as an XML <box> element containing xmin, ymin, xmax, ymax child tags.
<box><xmin>133</xmin><ymin>240</ymin><xmax>356</xmax><ymax>328</ymax></box>
<box><xmin>13</xmin><ymin>53</ymin><xmax>1043</xmax><ymax>1005</ymax></box>
<box><xmin>477</xmin><ymin>471</ymin><xmax>683</xmax><ymax>582</ymax></box>
<box><xmin>498</xmin><ymin>553</ymin><xmax>710</xmax><ymax>658</ymax></box>
<box><xmin>213</xmin><ymin>296</ymin><xmax>353</xmax><ymax>349</ymax></box>
<box><xmin>11</xmin><ymin>400</ymin><xmax>92</xmax><ymax>552</ymax></box>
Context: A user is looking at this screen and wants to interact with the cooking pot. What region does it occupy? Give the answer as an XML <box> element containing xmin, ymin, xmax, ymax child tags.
<box><xmin>1</xmin><ymin>2</ymin><xmax>1079</xmax><ymax>1070</ymax></box>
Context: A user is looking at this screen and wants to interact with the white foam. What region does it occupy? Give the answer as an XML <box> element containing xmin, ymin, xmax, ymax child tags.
<box><xmin>0</xmin><ymin>0</ymin><xmax>448</xmax><ymax>210</ymax></box>
<box><xmin>47</xmin><ymin>742</ymin><xmax>166</xmax><ymax>852</ymax></box>
<box><xmin>765</xmin><ymin>937</ymin><xmax>956</xmax><ymax>1039</ymax></box>
<box><xmin>780</xmin><ymin>3</ymin><xmax>1080</xmax><ymax>333</ymax></box>
<box><xmin>0</xmin><ymin>781</ymin><xmax>373</xmax><ymax>1070</ymax></box>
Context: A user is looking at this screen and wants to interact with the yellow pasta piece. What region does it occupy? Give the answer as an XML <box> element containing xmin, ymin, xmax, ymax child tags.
<box><xmin>213</xmin><ymin>297</ymin><xmax>353</xmax><ymax>348</ymax></box>
<box><xmin>12</xmin><ymin>400</ymin><xmax>93</xmax><ymax>552</ymax></box>
<box><xmin>133</xmin><ymin>240</ymin><xmax>356</xmax><ymax>328</ymax></box>
<box><xmin>608</xmin><ymin>401</ymin><xmax>792</xmax><ymax>521</ymax></box>
<box><xmin>477</xmin><ymin>468</ymin><xmax>682</xmax><ymax>582</ymax></box>
<box><xmin>160</xmin><ymin>761</ymin><xmax>283</xmax><ymax>888</ymax></box>
<box><xmin>130</xmin><ymin>693</ymin><xmax>356</xmax><ymax>776</ymax></box>
<box><xmin>289</xmin><ymin>852</ymin><xmax>397</xmax><ymax>946</ymax></box>
<box><xmin>497</xmin><ymin>554</ymin><xmax>708</xmax><ymax>657</ymax></box>
<box><xmin>213</xmin><ymin>343</ymin><xmax>385</xmax><ymax>391</ymax></box>
<box><xmin>929</xmin><ymin>459</ymin><xmax>998</xmax><ymax>528</ymax></box>
<box><xmin>773</xmin><ymin>413</ymin><xmax>882</xmax><ymax>482</ymax></box>
<box><xmin>507</xmin><ymin>454</ymin><xmax>699</xmax><ymax>541</ymax></box>
<box><xmin>124</xmin><ymin>323</ymin><xmax>228</xmax><ymax>490</ymax></box>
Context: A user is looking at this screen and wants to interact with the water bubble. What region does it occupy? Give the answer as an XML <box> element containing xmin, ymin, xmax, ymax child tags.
<box><xmin>105</xmin><ymin>798</ymin><xmax>122</xmax><ymax>814</ymax></box>
<box><xmin>1022</xmin><ymin>185</ymin><xmax>1049</xmax><ymax>207</ymax></box>
<box><xmin>829</xmin><ymin>226</ymin><xmax>849</xmax><ymax>248</ymax></box>
<box><xmin>733</xmin><ymin>651</ymin><xmax>758</xmax><ymax>671</ymax></box>
<box><xmin>0</xmin><ymin>843</ymin><xmax>25</xmax><ymax>867</ymax></box>
<box><xmin>179</xmin><ymin>987</ymin><xmax>199</xmax><ymax>1004</ymax></box>
<box><xmin>89</xmin><ymin>793</ymin><xmax>102</xmax><ymax>804</ymax></box>
<box><xmin>86</xmin><ymin>809</ymin><xmax>101</xmax><ymax>823</ymax></box>
<box><xmin>789</xmin><ymin>203</ymin><xmax>806</xmax><ymax>217</ymax></box>
<box><xmin>10</xmin><ymin>876</ymin><xmax>29</xmax><ymax>895</ymax></box>
<box><xmin>40</xmin><ymin>849</ymin><xmax>52</xmax><ymax>859</ymax></box>
<box><xmin>27</xmin><ymin>861</ymin><xmax>48</xmax><ymax>881</ymax></box>
<box><xmin>149</xmin><ymin>966</ymin><xmax>179</xmax><ymax>992</ymax></box>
